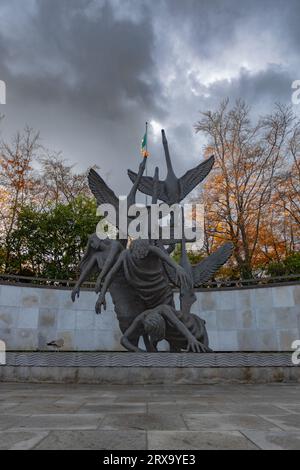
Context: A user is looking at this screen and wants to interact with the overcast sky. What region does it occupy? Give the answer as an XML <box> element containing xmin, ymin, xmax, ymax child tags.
<box><xmin>0</xmin><ymin>0</ymin><xmax>299</xmax><ymax>195</ymax></box>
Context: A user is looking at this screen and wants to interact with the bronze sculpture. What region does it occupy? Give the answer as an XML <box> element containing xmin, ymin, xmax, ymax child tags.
<box><xmin>72</xmin><ymin>129</ymin><xmax>233</xmax><ymax>352</ymax></box>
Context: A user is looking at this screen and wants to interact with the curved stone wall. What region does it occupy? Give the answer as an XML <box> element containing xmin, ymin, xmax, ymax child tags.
<box><xmin>0</xmin><ymin>283</ymin><xmax>299</xmax><ymax>351</ymax></box>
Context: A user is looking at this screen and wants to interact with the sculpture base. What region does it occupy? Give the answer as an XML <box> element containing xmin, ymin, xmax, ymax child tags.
<box><xmin>1</xmin><ymin>352</ymin><xmax>299</xmax><ymax>384</ymax></box>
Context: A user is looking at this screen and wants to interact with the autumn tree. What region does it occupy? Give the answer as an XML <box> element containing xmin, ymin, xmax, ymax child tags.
<box><xmin>0</xmin><ymin>127</ymin><xmax>40</xmax><ymax>270</ymax></box>
<box><xmin>0</xmin><ymin>126</ymin><xmax>95</xmax><ymax>274</ymax></box>
<box><xmin>195</xmin><ymin>99</ymin><xmax>299</xmax><ymax>278</ymax></box>
<box><xmin>276</xmin><ymin>125</ymin><xmax>300</xmax><ymax>251</ymax></box>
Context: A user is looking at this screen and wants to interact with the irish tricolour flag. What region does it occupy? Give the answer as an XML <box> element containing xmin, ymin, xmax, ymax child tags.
<box><xmin>141</xmin><ymin>132</ymin><xmax>149</xmax><ymax>157</ymax></box>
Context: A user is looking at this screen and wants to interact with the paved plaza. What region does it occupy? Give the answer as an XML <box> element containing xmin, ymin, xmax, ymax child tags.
<box><xmin>0</xmin><ymin>382</ymin><xmax>300</xmax><ymax>449</ymax></box>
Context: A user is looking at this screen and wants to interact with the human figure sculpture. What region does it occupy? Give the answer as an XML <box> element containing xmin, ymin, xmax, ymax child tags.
<box><xmin>119</xmin><ymin>235</ymin><xmax>232</xmax><ymax>353</ymax></box>
<box><xmin>120</xmin><ymin>304</ymin><xmax>211</xmax><ymax>353</ymax></box>
<box><xmin>72</xmin><ymin>234</ymin><xmax>156</xmax><ymax>350</ymax></box>
<box><xmin>71</xmin><ymin>128</ymin><xmax>233</xmax><ymax>352</ymax></box>
<box><xmin>94</xmin><ymin>238</ymin><xmax>189</xmax><ymax>314</ymax></box>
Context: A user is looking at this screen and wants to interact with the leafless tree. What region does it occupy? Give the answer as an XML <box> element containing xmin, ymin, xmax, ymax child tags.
<box><xmin>37</xmin><ymin>153</ymin><xmax>90</xmax><ymax>207</ymax></box>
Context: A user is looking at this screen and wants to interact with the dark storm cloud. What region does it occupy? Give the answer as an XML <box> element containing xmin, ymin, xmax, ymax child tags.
<box><xmin>202</xmin><ymin>65</ymin><xmax>295</xmax><ymax>114</ymax></box>
<box><xmin>0</xmin><ymin>0</ymin><xmax>166</xmax><ymax>193</ymax></box>
<box><xmin>1</xmin><ymin>0</ymin><xmax>163</xmax><ymax>117</ymax></box>
<box><xmin>0</xmin><ymin>0</ymin><xmax>299</xmax><ymax>193</ymax></box>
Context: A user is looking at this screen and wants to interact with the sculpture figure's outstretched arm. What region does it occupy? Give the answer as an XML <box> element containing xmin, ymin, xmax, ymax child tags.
<box><xmin>95</xmin><ymin>240</ymin><xmax>123</xmax><ymax>293</ymax></box>
<box><xmin>120</xmin><ymin>314</ymin><xmax>146</xmax><ymax>352</ymax></box>
<box><xmin>71</xmin><ymin>255</ymin><xmax>98</xmax><ymax>302</ymax></box>
<box><xmin>95</xmin><ymin>251</ymin><xmax>125</xmax><ymax>314</ymax></box>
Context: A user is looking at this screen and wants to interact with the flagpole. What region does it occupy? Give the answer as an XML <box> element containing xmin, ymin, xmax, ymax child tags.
<box><xmin>145</xmin><ymin>121</ymin><xmax>148</xmax><ymax>206</ymax></box>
